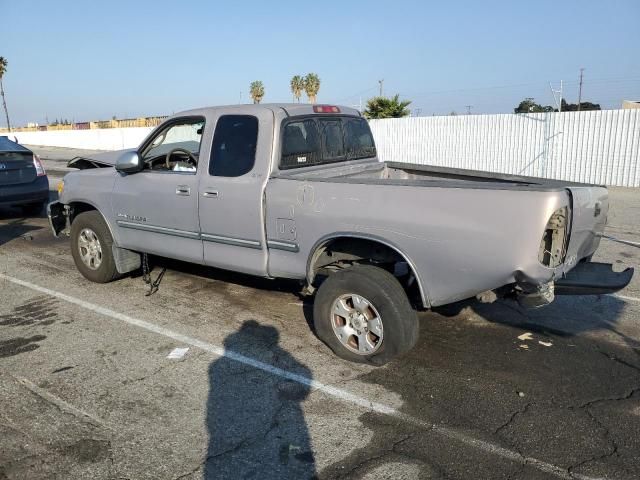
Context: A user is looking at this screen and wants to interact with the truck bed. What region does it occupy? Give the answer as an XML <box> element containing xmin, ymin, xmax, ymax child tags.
<box><xmin>274</xmin><ymin>159</ymin><xmax>596</xmax><ymax>191</ymax></box>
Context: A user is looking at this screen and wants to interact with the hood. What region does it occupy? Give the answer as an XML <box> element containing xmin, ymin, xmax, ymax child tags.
<box><xmin>67</xmin><ymin>148</ymin><xmax>135</xmax><ymax>169</ymax></box>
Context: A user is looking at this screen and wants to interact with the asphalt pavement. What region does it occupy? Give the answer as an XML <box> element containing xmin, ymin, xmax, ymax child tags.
<box><xmin>0</xmin><ymin>149</ymin><xmax>639</xmax><ymax>479</ymax></box>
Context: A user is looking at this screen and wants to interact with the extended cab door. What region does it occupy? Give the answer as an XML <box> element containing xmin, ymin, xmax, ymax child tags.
<box><xmin>111</xmin><ymin>117</ymin><xmax>205</xmax><ymax>264</ymax></box>
<box><xmin>198</xmin><ymin>110</ymin><xmax>272</xmax><ymax>276</ymax></box>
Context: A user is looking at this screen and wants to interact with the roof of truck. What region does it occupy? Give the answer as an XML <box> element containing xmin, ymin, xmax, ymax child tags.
<box><xmin>173</xmin><ymin>103</ymin><xmax>361</xmax><ymax>118</ymax></box>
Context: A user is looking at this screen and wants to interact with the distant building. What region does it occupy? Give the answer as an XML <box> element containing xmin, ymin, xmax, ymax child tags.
<box><xmin>622</xmin><ymin>100</ymin><xmax>640</xmax><ymax>109</ymax></box>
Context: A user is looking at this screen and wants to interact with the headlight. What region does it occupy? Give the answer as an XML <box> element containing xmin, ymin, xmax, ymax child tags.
<box><xmin>538</xmin><ymin>206</ymin><xmax>569</xmax><ymax>267</ymax></box>
<box><xmin>57</xmin><ymin>180</ymin><xmax>64</xmax><ymax>196</ymax></box>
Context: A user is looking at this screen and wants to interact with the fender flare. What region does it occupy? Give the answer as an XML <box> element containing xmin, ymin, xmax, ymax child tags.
<box><xmin>65</xmin><ymin>199</ymin><xmax>120</xmax><ymax>246</ymax></box>
<box><xmin>306</xmin><ymin>232</ymin><xmax>431</xmax><ymax>309</ymax></box>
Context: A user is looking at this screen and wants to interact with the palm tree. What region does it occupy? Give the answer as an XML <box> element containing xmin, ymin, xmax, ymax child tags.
<box><xmin>249</xmin><ymin>81</ymin><xmax>265</xmax><ymax>104</ymax></box>
<box><xmin>0</xmin><ymin>57</ymin><xmax>11</xmax><ymax>132</ymax></box>
<box><xmin>290</xmin><ymin>75</ymin><xmax>304</xmax><ymax>103</ymax></box>
<box><xmin>303</xmin><ymin>73</ymin><xmax>320</xmax><ymax>104</ymax></box>
<box><xmin>363</xmin><ymin>94</ymin><xmax>412</xmax><ymax>119</ymax></box>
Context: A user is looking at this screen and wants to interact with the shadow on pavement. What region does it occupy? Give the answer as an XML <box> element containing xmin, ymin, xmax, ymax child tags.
<box><xmin>444</xmin><ymin>293</ymin><xmax>636</xmax><ymax>351</ymax></box>
<box><xmin>204</xmin><ymin>320</ymin><xmax>316</xmax><ymax>479</ymax></box>
<box><xmin>0</xmin><ymin>216</ymin><xmax>44</xmax><ymax>247</ymax></box>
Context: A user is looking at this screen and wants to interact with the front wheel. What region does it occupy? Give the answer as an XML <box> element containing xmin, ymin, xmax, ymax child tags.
<box><xmin>313</xmin><ymin>264</ymin><xmax>419</xmax><ymax>365</ymax></box>
<box><xmin>70</xmin><ymin>211</ymin><xmax>120</xmax><ymax>283</ymax></box>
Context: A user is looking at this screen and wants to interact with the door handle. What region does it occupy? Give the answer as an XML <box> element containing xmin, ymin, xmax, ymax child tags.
<box><xmin>202</xmin><ymin>190</ymin><xmax>219</xmax><ymax>198</ymax></box>
<box><xmin>176</xmin><ymin>185</ymin><xmax>191</xmax><ymax>196</ymax></box>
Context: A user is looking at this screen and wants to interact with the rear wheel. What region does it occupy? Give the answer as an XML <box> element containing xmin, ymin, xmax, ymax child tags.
<box><xmin>313</xmin><ymin>264</ymin><xmax>419</xmax><ymax>365</ymax></box>
<box><xmin>70</xmin><ymin>211</ymin><xmax>120</xmax><ymax>283</ymax></box>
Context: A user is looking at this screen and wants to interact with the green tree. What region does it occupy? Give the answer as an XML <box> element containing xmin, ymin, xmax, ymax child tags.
<box><xmin>290</xmin><ymin>75</ymin><xmax>304</xmax><ymax>103</ymax></box>
<box><xmin>249</xmin><ymin>81</ymin><xmax>265</xmax><ymax>104</ymax></box>
<box><xmin>0</xmin><ymin>56</ymin><xmax>11</xmax><ymax>132</ymax></box>
<box><xmin>560</xmin><ymin>99</ymin><xmax>601</xmax><ymax>111</ymax></box>
<box><xmin>514</xmin><ymin>98</ymin><xmax>554</xmax><ymax>113</ymax></box>
<box><xmin>363</xmin><ymin>94</ymin><xmax>412</xmax><ymax>119</ymax></box>
<box><xmin>303</xmin><ymin>73</ymin><xmax>320</xmax><ymax>104</ymax></box>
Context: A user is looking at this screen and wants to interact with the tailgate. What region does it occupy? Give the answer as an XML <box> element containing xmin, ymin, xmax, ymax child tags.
<box><xmin>0</xmin><ymin>151</ymin><xmax>37</xmax><ymax>186</ymax></box>
<box><xmin>563</xmin><ymin>186</ymin><xmax>608</xmax><ymax>269</ymax></box>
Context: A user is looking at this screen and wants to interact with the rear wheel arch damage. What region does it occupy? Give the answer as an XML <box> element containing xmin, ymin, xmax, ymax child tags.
<box><xmin>67</xmin><ymin>202</ymin><xmax>140</xmax><ymax>275</ymax></box>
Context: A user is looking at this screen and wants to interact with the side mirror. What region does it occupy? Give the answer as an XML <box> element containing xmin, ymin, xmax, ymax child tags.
<box><xmin>115</xmin><ymin>151</ymin><xmax>142</xmax><ymax>173</ymax></box>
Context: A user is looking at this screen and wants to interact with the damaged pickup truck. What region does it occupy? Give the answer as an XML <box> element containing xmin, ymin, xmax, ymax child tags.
<box><xmin>49</xmin><ymin>104</ymin><xmax>634</xmax><ymax>364</ymax></box>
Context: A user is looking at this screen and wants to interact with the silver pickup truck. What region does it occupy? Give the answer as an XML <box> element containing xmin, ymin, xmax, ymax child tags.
<box><xmin>48</xmin><ymin>103</ymin><xmax>633</xmax><ymax>364</ymax></box>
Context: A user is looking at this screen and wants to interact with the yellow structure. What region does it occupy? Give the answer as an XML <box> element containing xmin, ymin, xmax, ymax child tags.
<box><xmin>0</xmin><ymin>115</ymin><xmax>168</xmax><ymax>133</ymax></box>
<box><xmin>622</xmin><ymin>100</ymin><xmax>640</xmax><ymax>110</ymax></box>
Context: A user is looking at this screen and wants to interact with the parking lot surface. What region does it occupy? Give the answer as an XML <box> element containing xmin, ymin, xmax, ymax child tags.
<box><xmin>1</xmin><ymin>149</ymin><xmax>639</xmax><ymax>479</ymax></box>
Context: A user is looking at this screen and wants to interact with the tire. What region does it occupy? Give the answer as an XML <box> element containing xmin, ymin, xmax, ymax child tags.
<box><xmin>22</xmin><ymin>201</ymin><xmax>46</xmax><ymax>216</ymax></box>
<box><xmin>70</xmin><ymin>211</ymin><xmax>120</xmax><ymax>283</ymax></box>
<box><xmin>313</xmin><ymin>264</ymin><xmax>419</xmax><ymax>365</ymax></box>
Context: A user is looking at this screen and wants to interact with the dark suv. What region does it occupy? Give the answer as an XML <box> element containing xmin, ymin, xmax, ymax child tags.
<box><xmin>0</xmin><ymin>136</ymin><xmax>49</xmax><ymax>214</ymax></box>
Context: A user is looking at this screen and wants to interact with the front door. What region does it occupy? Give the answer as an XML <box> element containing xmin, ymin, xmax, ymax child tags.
<box><xmin>198</xmin><ymin>111</ymin><xmax>271</xmax><ymax>276</ymax></box>
<box><xmin>111</xmin><ymin>117</ymin><xmax>205</xmax><ymax>264</ymax></box>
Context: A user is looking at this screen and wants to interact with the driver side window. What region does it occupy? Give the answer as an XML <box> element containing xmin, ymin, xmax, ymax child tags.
<box><xmin>140</xmin><ymin>118</ymin><xmax>205</xmax><ymax>173</ymax></box>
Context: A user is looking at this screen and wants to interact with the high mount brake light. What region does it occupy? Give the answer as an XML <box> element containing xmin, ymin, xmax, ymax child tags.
<box><xmin>313</xmin><ymin>105</ymin><xmax>341</xmax><ymax>113</ymax></box>
<box><xmin>33</xmin><ymin>154</ymin><xmax>46</xmax><ymax>176</ymax></box>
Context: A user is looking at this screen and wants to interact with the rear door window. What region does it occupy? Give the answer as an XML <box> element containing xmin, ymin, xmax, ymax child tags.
<box><xmin>209</xmin><ymin>115</ymin><xmax>258</xmax><ymax>177</ymax></box>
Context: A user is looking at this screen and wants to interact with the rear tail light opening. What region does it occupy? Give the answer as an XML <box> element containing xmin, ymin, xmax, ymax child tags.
<box><xmin>33</xmin><ymin>154</ymin><xmax>46</xmax><ymax>176</ymax></box>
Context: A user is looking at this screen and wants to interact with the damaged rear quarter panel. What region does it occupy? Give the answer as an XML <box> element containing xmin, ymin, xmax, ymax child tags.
<box><xmin>265</xmin><ymin>178</ymin><xmax>570</xmax><ymax>307</ymax></box>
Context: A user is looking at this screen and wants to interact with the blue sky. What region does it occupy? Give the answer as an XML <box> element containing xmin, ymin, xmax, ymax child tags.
<box><xmin>2</xmin><ymin>0</ymin><xmax>639</xmax><ymax>126</ymax></box>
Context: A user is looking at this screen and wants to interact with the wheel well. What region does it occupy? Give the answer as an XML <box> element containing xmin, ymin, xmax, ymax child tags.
<box><xmin>308</xmin><ymin>237</ymin><xmax>426</xmax><ymax>309</ymax></box>
<box><xmin>68</xmin><ymin>201</ymin><xmax>97</xmax><ymax>224</ymax></box>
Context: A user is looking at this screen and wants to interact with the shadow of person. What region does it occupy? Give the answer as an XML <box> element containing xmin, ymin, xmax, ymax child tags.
<box><xmin>204</xmin><ymin>320</ymin><xmax>316</xmax><ymax>479</ymax></box>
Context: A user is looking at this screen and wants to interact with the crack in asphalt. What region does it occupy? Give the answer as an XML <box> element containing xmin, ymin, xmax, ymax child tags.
<box><xmin>494</xmin><ymin>403</ymin><xmax>533</xmax><ymax>436</ymax></box>
<box><xmin>330</xmin><ymin>433</ymin><xmax>415</xmax><ymax>479</ymax></box>
<box><xmin>565</xmin><ymin>388</ymin><xmax>640</xmax><ymax>478</ymax></box>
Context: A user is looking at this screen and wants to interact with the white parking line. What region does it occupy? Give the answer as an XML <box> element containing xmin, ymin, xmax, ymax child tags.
<box><xmin>613</xmin><ymin>293</ymin><xmax>640</xmax><ymax>303</ymax></box>
<box><xmin>0</xmin><ymin>273</ymin><xmax>604</xmax><ymax>480</ymax></box>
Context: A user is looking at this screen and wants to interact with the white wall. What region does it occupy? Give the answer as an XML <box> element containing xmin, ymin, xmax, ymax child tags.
<box><xmin>14</xmin><ymin>126</ymin><xmax>153</xmax><ymax>151</ymax></box>
<box><xmin>369</xmin><ymin>109</ymin><xmax>640</xmax><ymax>187</ymax></box>
<box><xmin>12</xmin><ymin>109</ymin><xmax>640</xmax><ymax>187</ymax></box>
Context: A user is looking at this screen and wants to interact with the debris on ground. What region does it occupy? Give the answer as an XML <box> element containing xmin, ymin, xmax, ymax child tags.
<box><xmin>167</xmin><ymin>347</ymin><xmax>189</xmax><ymax>359</ymax></box>
<box><xmin>517</xmin><ymin>332</ymin><xmax>534</xmax><ymax>341</ymax></box>
<box><xmin>538</xmin><ymin>341</ymin><xmax>553</xmax><ymax>347</ymax></box>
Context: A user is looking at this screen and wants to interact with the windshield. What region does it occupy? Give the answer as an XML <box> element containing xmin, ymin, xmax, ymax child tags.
<box><xmin>280</xmin><ymin>116</ymin><xmax>376</xmax><ymax>169</ymax></box>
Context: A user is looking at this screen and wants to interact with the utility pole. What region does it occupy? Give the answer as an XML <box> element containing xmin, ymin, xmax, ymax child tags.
<box><xmin>239</xmin><ymin>91</ymin><xmax>242</xmax><ymax>104</ymax></box>
<box><xmin>378</xmin><ymin>79</ymin><xmax>384</xmax><ymax>97</ymax></box>
<box><xmin>577</xmin><ymin>68</ymin><xmax>584</xmax><ymax>111</ymax></box>
<box><xmin>549</xmin><ymin>80</ymin><xmax>563</xmax><ymax>112</ymax></box>
<box><xmin>465</xmin><ymin>105</ymin><xmax>473</xmax><ymax>115</ymax></box>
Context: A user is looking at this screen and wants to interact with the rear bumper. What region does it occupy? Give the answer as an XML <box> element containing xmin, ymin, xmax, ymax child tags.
<box><xmin>555</xmin><ymin>262</ymin><xmax>634</xmax><ymax>295</ymax></box>
<box><xmin>0</xmin><ymin>176</ymin><xmax>49</xmax><ymax>206</ymax></box>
